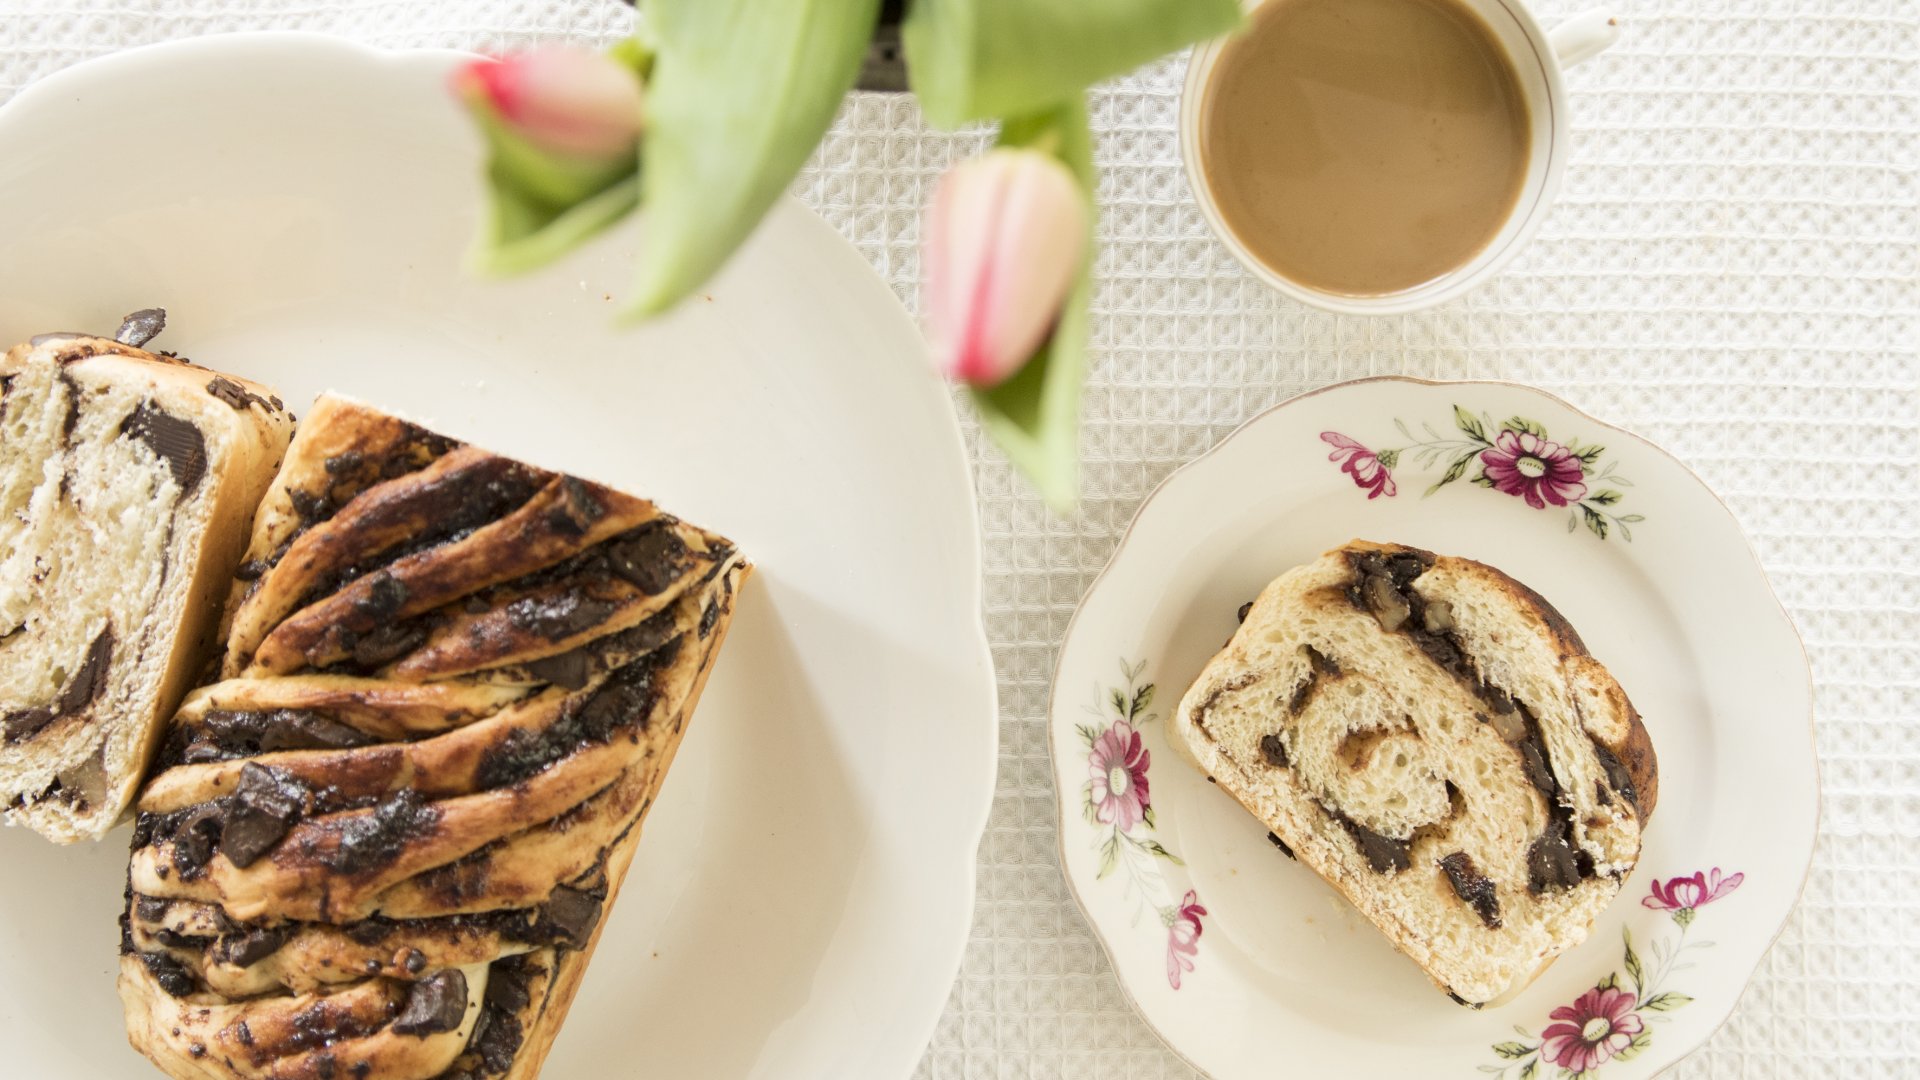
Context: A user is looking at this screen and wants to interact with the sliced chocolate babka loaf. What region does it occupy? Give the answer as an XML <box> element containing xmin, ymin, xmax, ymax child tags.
<box><xmin>0</xmin><ymin>321</ymin><xmax>293</xmax><ymax>842</ymax></box>
<box><xmin>1174</xmin><ymin>540</ymin><xmax>1656</xmax><ymax>1005</ymax></box>
<box><xmin>119</xmin><ymin>394</ymin><xmax>748</xmax><ymax>1080</ymax></box>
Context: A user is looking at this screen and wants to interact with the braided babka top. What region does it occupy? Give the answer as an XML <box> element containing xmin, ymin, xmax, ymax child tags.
<box><xmin>118</xmin><ymin>395</ymin><xmax>748</xmax><ymax>1080</ymax></box>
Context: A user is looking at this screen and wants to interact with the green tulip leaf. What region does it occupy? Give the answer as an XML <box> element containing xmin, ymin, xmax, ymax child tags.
<box><xmin>629</xmin><ymin>0</ymin><xmax>881</xmax><ymax>317</ymax></box>
<box><xmin>470</xmin><ymin>153</ymin><xmax>640</xmax><ymax>278</ymax></box>
<box><xmin>967</xmin><ymin>100</ymin><xmax>1094</xmax><ymax>511</ymax></box>
<box><xmin>904</xmin><ymin>0</ymin><xmax>1242</xmax><ymax>127</ymax></box>
<box><xmin>466</xmin><ymin>43</ymin><xmax>649</xmax><ymax>278</ymax></box>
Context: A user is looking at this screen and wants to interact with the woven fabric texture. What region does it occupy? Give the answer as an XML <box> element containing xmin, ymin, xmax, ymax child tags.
<box><xmin>4</xmin><ymin>1</ymin><xmax>1916</xmax><ymax>1077</ymax></box>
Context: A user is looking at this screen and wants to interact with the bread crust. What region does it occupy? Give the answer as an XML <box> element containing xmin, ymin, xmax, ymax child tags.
<box><xmin>501</xmin><ymin>565</ymin><xmax>747</xmax><ymax>1080</ymax></box>
<box><xmin>1593</xmin><ymin>675</ymin><xmax>1658</xmax><ymax>823</ymax></box>
<box><xmin>0</xmin><ymin>335</ymin><xmax>292</xmax><ymax>842</ymax></box>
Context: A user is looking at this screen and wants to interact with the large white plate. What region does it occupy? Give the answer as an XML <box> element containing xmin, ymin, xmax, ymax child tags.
<box><xmin>1051</xmin><ymin>378</ymin><xmax>1817</xmax><ymax>1079</ymax></box>
<box><xmin>0</xmin><ymin>34</ymin><xmax>996</xmax><ymax>1079</ymax></box>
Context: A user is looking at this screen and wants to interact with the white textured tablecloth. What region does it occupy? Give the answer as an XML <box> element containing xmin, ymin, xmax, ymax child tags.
<box><xmin>5</xmin><ymin>2</ymin><xmax>1917</xmax><ymax>1076</ymax></box>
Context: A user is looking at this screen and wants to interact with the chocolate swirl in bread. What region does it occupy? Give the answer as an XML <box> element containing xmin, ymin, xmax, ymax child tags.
<box><xmin>118</xmin><ymin>395</ymin><xmax>748</xmax><ymax>1080</ymax></box>
<box><xmin>1173</xmin><ymin>541</ymin><xmax>1656</xmax><ymax>1006</ymax></box>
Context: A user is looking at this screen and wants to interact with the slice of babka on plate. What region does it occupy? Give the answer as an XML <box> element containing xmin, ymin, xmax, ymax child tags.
<box><xmin>119</xmin><ymin>393</ymin><xmax>748</xmax><ymax>1080</ymax></box>
<box><xmin>0</xmin><ymin>315</ymin><xmax>292</xmax><ymax>842</ymax></box>
<box><xmin>1174</xmin><ymin>540</ymin><xmax>1656</xmax><ymax>1006</ymax></box>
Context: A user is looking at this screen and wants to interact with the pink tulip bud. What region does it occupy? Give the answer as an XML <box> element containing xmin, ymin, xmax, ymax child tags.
<box><xmin>453</xmin><ymin>47</ymin><xmax>644</xmax><ymax>160</ymax></box>
<box><xmin>924</xmin><ymin>148</ymin><xmax>1089</xmax><ymax>388</ymax></box>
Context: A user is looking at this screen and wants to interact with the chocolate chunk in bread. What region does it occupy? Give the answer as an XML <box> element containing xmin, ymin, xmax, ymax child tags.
<box><xmin>220</xmin><ymin>763</ymin><xmax>309</xmax><ymax>867</ymax></box>
<box><xmin>540</xmin><ymin>885</ymin><xmax>605</xmax><ymax>944</ymax></box>
<box><xmin>1439</xmin><ymin>851</ymin><xmax>1502</xmax><ymax>928</ymax></box>
<box><xmin>606</xmin><ymin>521</ymin><xmax>692</xmax><ymax>593</ymax></box>
<box><xmin>120</xmin><ymin>403</ymin><xmax>207</xmax><ymax>493</ymax></box>
<box><xmin>114</xmin><ymin>308</ymin><xmax>168</xmax><ymax>348</ymax></box>
<box><xmin>215</xmin><ymin>925</ymin><xmax>290</xmax><ymax>968</ymax></box>
<box><xmin>1332</xmin><ymin>805</ymin><xmax>1413</xmax><ymax>874</ymax></box>
<box><xmin>391</xmin><ymin>970</ymin><xmax>469</xmax><ymax>1036</ymax></box>
<box><xmin>140</xmin><ymin>952</ymin><xmax>197</xmax><ymax>998</ymax></box>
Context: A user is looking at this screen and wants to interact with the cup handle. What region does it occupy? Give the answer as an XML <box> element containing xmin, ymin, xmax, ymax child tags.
<box><xmin>1548</xmin><ymin>9</ymin><xmax>1620</xmax><ymax>69</ymax></box>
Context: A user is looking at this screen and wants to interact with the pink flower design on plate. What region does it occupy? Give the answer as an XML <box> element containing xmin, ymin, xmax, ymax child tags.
<box><xmin>1166</xmin><ymin>890</ymin><xmax>1207</xmax><ymax>989</ymax></box>
<box><xmin>1088</xmin><ymin>721</ymin><xmax>1151</xmax><ymax>832</ymax></box>
<box><xmin>1540</xmin><ymin>985</ymin><xmax>1646</xmax><ymax>1075</ymax></box>
<box><xmin>1644</xmin><ymin>867</ymin><xmax>1745</xmax><ymax>914</ymax></box>
<box><xmin>1320</xmin><ymin>432</ymin><xmax>1396</xmax><ymax>499</ymax></box>
<box><xmin>1480</xmin><ymin>429</ymin><xmax>1588</xmax><ymax>509</ymax></box>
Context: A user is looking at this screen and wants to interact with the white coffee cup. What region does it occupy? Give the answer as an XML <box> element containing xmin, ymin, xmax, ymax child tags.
<box><xmin>1180</xmin><ymin>4</ymin><xmax>1619</xmax><ymax>315</ymax></box>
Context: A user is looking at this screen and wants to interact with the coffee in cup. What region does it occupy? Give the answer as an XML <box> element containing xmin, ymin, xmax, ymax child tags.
<box><xmin>1181</xmin><ymin>1</ymin><xmax>1619</xmax><ymax>314</ymax></box>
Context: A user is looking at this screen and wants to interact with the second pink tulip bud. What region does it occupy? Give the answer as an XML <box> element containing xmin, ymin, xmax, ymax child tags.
<box><xmin>453</xmin><ymin>46</ymin><xmax>645</xmax><ymax>161</ymax></box>
<box><xmin>924</xmin><ymin>148</ymin><xmax>1089</xmax><ymax>389</ymax></box>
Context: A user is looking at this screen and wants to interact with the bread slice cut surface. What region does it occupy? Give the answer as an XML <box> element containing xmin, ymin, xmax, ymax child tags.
<box><xmin>0</xmin><ymin>332</ymin><xmax>292</xmax><ymax>842</ymax></box>
<box><xmin>1172</xmin><ymin>540</ymin><xmax>1657</xmax><ymax>1005</ymax></box>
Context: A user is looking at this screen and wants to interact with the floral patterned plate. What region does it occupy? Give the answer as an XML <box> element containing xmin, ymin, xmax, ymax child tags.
<box><xmin>1050</xmin><ymin>378</ymin><xmax>1816</xmax><ymax>1079</ymax></box>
